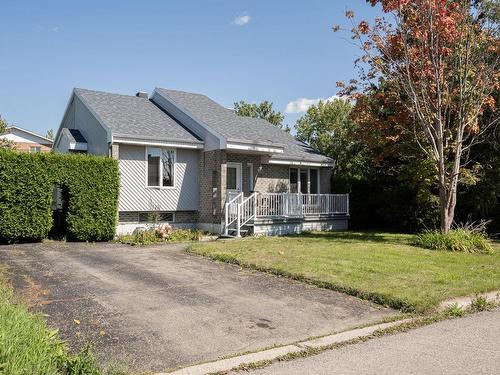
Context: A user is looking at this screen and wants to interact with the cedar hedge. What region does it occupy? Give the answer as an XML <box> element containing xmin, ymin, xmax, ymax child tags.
<box><xmin>0</xmin><ymin>149</ymin><xmax>119</xmax><ymax>243</ymax></box>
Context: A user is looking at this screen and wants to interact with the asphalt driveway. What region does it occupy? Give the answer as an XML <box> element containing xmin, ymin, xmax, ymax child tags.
<box><xmin>0</xmin><ymin>242</ymin><xmax>396</xmax><ymax>372</ymax></box>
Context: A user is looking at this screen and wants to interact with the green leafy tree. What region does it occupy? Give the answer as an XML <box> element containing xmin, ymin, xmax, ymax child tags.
<box><xmin>46</xmin><ymin>129</ymin><xmax>54</xmax><ymax>140</ymax></box>
<box><xmin>337</xmin><ymin>1</ymin><xmax>500</xmax><ymax>233</ymax></box>
<box><xmin>234</xmin><ymin>100</ymin><xmax>287</xmax><ymax>131</ymax></box>
<box><xmin>295</xmin><ymin>99</ymin><xmax>368</xmax><ymax>180</ymax></box>
<box><xmin>0</xmin><ymin>116</ymin><xmax>13</xmax><ymax>149</ymax></box>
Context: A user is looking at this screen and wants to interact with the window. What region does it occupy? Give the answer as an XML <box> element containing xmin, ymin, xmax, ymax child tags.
<box><xmin>310</xmin><ymin>169</ymin><xmax>319</xmax><ymax>194</ymax></box>
<box><xmin>161</xmin><ymin>149</ymin><xmax>174</xmax><ymax>187</ymax></box>
<box><xmin>290</xmin><ymin>168</ymin><xmax>298</xmax><ymax>193</ymax></box>
<box><xmin>227</xmin><ymin>168</ymin><xmax>237</xmax><ymax>190</ymax></box>
<box><xmin>138</xmin><ymin>212</ymin><xmax>174</xmax><ymax>223</ymax></box>
<box><xmin>289</xmin><ymin>167</ymin><xmax>320</xmax><ymax>194</ymax></box>
<box><xmin>226</xmin><ymin>163</ymin><xmax>242</xmax><ymax>191</ymax></box>
<box><xmin>29</xmin><ymin>146</ymin><xmax>41</xmax><ymax>153</ymax></box>
<box><xmin>147</xmin><ymin>148</ymin><xmax>175</xmax><ymax>187</ymax></box>
<box><xmin>300</xmin><ymin>169</ymin><xmax>308</xmax><ymax>194</ymax></box>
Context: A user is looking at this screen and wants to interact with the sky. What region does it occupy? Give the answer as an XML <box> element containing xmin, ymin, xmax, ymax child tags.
<box><xmin>0</xmin><ymin>0</ymin><xmax>381</xmax><ymax>136</ymax></box>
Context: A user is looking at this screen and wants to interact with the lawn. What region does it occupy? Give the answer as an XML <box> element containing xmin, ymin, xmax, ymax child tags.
<box><xmin>188</xmin><ymin>232</ymin><xmax>500</xmax><ymax>313</ymax></box>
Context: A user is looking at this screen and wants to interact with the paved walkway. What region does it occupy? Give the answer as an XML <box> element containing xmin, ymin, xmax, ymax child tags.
<box><xmin>249</xmin><ymin>308</ymin><xmax>500</xmax><ymax>375</ymax></box>
<box><xmin>0</xmin><ymin>242</ymin><xmax>395</xmax><ymax>372</ymax></box>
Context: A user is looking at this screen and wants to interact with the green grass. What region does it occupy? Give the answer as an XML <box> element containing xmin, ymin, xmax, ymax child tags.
<box><xmin>188</xmin><ymin>232</ymin><xmax>500</xmax><ymax>313</ymax></box>
<box><xmin>0</xmin><ymin>266</ymin><xmax>124</xmax><ymax>375</ymax></box>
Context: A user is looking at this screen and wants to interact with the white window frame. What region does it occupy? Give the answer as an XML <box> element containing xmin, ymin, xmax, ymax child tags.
<box><xmin>226</xmin><ymin>162</ymin><xmax>242</xmax><ymax>192</ymax></box>
<box><xmin>289</xmin><ymin>167</ymin><xmax>320</xmax><ymax>194</ymax></box>
<box><xmin>145</xmin><ymin>147</ymin><xmax>176</xmax><ymax>189</ymax></box>
<box><xmin>29</xmin><ymin>146</ymin><xmax>41</xmax><ymax>153</ymax></box>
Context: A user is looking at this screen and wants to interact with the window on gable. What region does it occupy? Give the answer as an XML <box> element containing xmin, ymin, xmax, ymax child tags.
<box><xmin>147</xmin><ymin>147</ymin><xmax>175</xmax><ymax>187</ymax></box>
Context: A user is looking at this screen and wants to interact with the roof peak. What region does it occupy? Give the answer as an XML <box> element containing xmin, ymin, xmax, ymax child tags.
<box><xmin>74</xmin><ymin>87</ymin><xmax>148</xmax><ymax>100</ymax></box>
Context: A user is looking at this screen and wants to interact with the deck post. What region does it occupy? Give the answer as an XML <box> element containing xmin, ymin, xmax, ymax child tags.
<box><xmin>224</xmin><ymin>203</ymin><xmax>229</xmax><ymax>235</ymax></box>
<box><xmin>253</xmin><ymin>193</ymin><xmax>257</xmax><ymax>220</ymax></box>
<box><xmin>236</xmin><ymin>204</ymin><xmax>241</xmax><ymax>237</ymax></box>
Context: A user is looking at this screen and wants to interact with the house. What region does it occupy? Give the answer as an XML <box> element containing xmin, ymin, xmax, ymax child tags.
<box><xmin>0</xmin><ymin>126</ymin><xmax>53</xmax><ymax>153</ymax></box>
<box><xmin>53</xmin><ymin>88</ymin><xmax>349</xmax><ymax>236</ymax></box>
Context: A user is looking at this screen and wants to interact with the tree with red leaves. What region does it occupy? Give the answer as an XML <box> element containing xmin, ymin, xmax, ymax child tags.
<box><xmin>337</xmin><ymin>0</ymin><xmax>500</xmax><ymax>233</ymax></box>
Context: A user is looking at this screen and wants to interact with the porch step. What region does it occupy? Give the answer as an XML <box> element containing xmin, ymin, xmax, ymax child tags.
<box><xmin>225</xmin><ymin>226</ymin><xmax>254</xmax><ymax>237</ymax></box>
<box><xmin>227</xmin><ymin>228</ymin><xmax>249</xmax><ymax>235</ymax></box>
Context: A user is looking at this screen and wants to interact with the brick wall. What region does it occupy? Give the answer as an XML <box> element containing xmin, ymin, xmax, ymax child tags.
<box><xmin>111</xmin><ymin>144</ymin><xmax>119</xmax><ymax>159</ymax></box>
<box><xmin>198</xmin><ymin>151</ymin><xmax>333</xmax><ymax>228</ymax></box>
<box><xmin>226</xmin><ymin>153</ymin><xmax>290</xmax><ymax>193</ymax></box>
<box><xmin>226</xmin><ymin>153</ymin><xmax>262</xmax><ymax>194</ymax></box>
<box><xmin>198</xmin><ymin>149</ymin><xmax>227</xmax><ymax>225</ymax></box>
<box><xmin>12</xmin><ymin>142</ymin><xmax>52</xmax><ymax>153</ymax></box>
<box><xmin>254</xmin><ymin>164</ymin><xmax>290</xmax><ymax>192</ymax></box>
<box><xmin>175</xmin><ymin>211</ymin><xmax>199</xmax><ymax>223</ymax></box>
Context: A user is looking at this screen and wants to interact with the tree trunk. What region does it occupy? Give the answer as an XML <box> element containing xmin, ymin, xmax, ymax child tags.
<box><xmin>439</xmin><ymin>184</ymin><xmax>456</xmax><ymax>234</ymax></box>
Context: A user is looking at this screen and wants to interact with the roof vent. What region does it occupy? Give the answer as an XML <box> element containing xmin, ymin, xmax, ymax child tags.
<box><xmin>136</xmin><ymin>91</ymin><xmax>148</xmax><ymax>99</ymax></box>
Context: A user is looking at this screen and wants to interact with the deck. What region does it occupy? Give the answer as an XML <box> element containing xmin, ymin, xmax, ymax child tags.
<box><xmin>224</xmin><ymin>192</ymin><xmax>349</xmax><ymax>237</ymax></box>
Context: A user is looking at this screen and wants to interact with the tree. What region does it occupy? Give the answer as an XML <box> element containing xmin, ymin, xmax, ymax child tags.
<box><xmin>234</xmin><ymin>100</ymin><xmax>287</xmax><ymax>130</ymax></box>
<box><xmin>295</xmin><ymin>98</ymin><xmax>366</xmax><ymax>178</ymax></box>
<box><xmin>336</xmin><ymin>1</ymin><xmax>500</xmax><ymax>233</ymax></box>
<box><xmin>46</xmin><ymin>129</ymin><xmax>54</xmax><ymax>140</ymax></box>
<box><xmin>0</xmin><ymin>116</ymin><xmax>13</xmax><ymax>149</ymax></box>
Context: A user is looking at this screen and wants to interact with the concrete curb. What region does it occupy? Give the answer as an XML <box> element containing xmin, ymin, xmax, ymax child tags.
<box><xmin>159</xmin><ymin>318</ymin><xmax>412</xmax><ymax>375</ymax></box>
<box><xmin>439</xmin><ymin>290</ymin><xmax>500</xmax><ymax>311</ymax></box>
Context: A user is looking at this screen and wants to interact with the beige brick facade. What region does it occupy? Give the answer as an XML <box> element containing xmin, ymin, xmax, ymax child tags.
<box><xmin>226</xmin><ymin>153</ymin><xmax>290</xmax><ymax>194</ymax></box>
<box><xmin>11</xmin><ymin>142</ymin><xmax>52</xmax><ymax>153</ymax></box>
<box><xmin>198</xmin><ymin>149</ymin><xmax>227</xmax><ymax>225</ymax></box>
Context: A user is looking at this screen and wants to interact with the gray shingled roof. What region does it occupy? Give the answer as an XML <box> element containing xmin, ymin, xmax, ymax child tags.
<box><xmin>155</xmin><ymin>88</ymin><xmax>333</xmax><ymax>164</ymax></box>
<box><xmin>74</xmin><ymin>88</ymin><xmax>202</xmax><ymax>144</ymax></box>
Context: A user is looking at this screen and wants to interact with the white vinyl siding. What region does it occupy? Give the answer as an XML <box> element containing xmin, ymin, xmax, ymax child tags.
<box><xmin>118</xmin><ymin>144</ymin><xmax>199</xmax><ymax>212</ymax></box>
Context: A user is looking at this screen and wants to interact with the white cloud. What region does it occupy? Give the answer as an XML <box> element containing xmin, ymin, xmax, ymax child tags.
<box><xmin>52</xmin><ymin>26</ymin><xmax>59</xmax><ymax>32</ymax></box>
<box><xmin>233</xmin><ymin>15</ymin><xmax>251</xmax><ymax>26</ymax></box>
<box><xmin>285</xmin><ymin>95</ymin><xmax>339</xmax><ymax>113</ymax></box>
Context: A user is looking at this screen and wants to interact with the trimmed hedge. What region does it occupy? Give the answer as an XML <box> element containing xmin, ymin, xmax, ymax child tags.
<box><xmin>0</xmin><ymin>149</ymin><xmax>119</xmax><ymax>243</ymax></box>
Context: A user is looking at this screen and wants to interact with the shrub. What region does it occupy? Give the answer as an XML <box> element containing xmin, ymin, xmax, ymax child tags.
<box><xmin>469</xmin><ymin>295</ymin><xmax>490</xmax><ymax>312</ymax></box>
<box><xmin>116</xmin><ymin>227</ymin><xmax>204</xmax><ymax>245</ymax></box>
<box><xmin>412</xmin><ymin>226</ymin><xmax>493</xmax><ymax>254</ymax></box>
<box><xmin>443</xmin><ymin>303</ymin><xmax>465</xmax><ymax>317</ymax></box>
<box><xmin>0</xmin><ymin>149</ymin><xmax>119</xmax><ymax>243</ymax></box>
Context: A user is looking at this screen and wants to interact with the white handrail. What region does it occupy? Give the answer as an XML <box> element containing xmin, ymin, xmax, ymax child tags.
<box><xmin>225</xmin><ymin>192</ymin><xmax>243</xmax><ymax>235</ymax></box>
<box><xmin>225</xmin><ymin>192</ymin><xmax>348</xmax><ymax>236</ymax></box>
<box><xmin>255</xmin><ymin>193</ymin><xmax>349</xmax><ymax>217</ymax></box>
<box><xmin>240</xmin><ymin>193</ymin><xmax>256</xmax><ymax>227</ymax></box>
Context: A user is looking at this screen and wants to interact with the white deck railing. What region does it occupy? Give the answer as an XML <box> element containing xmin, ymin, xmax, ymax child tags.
<box><xmin>256</xmin><ymin>193</ymin><xmax>349</xmax><ymax>217</ymax></box>
<box><xmin>225</xmin><ymin>192</ymin><xmax>349</xmax><ymax>237</ymax></box>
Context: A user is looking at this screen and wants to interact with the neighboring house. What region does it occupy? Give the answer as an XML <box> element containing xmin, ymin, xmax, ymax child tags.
<box><xmin>0</xmin><ymin>126</ymin><xmax>53</xmax><ymax>153</ymax></box>
<box><xmin>53</xmin><ymin>88</ymin><xmax>349</xmax><ymax>236</ymax></box>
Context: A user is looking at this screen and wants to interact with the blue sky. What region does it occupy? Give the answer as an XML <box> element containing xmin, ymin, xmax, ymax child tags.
<box><xmin>0</xmin><ymin>1</ymin><xmax>381</xmax><ymax>136</ymax></box>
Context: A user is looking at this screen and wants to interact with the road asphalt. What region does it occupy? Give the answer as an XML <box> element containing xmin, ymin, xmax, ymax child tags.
<box><xmin>249</xmin><ymin>308</ymin><xmax>500</xmax><ymax>375</ymax></box>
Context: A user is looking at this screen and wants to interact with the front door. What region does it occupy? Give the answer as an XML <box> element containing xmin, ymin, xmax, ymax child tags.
<box><xmin>226</xmin><ymin>162</ymin><xmax>242</xmax><ymax>196</ymax></box>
